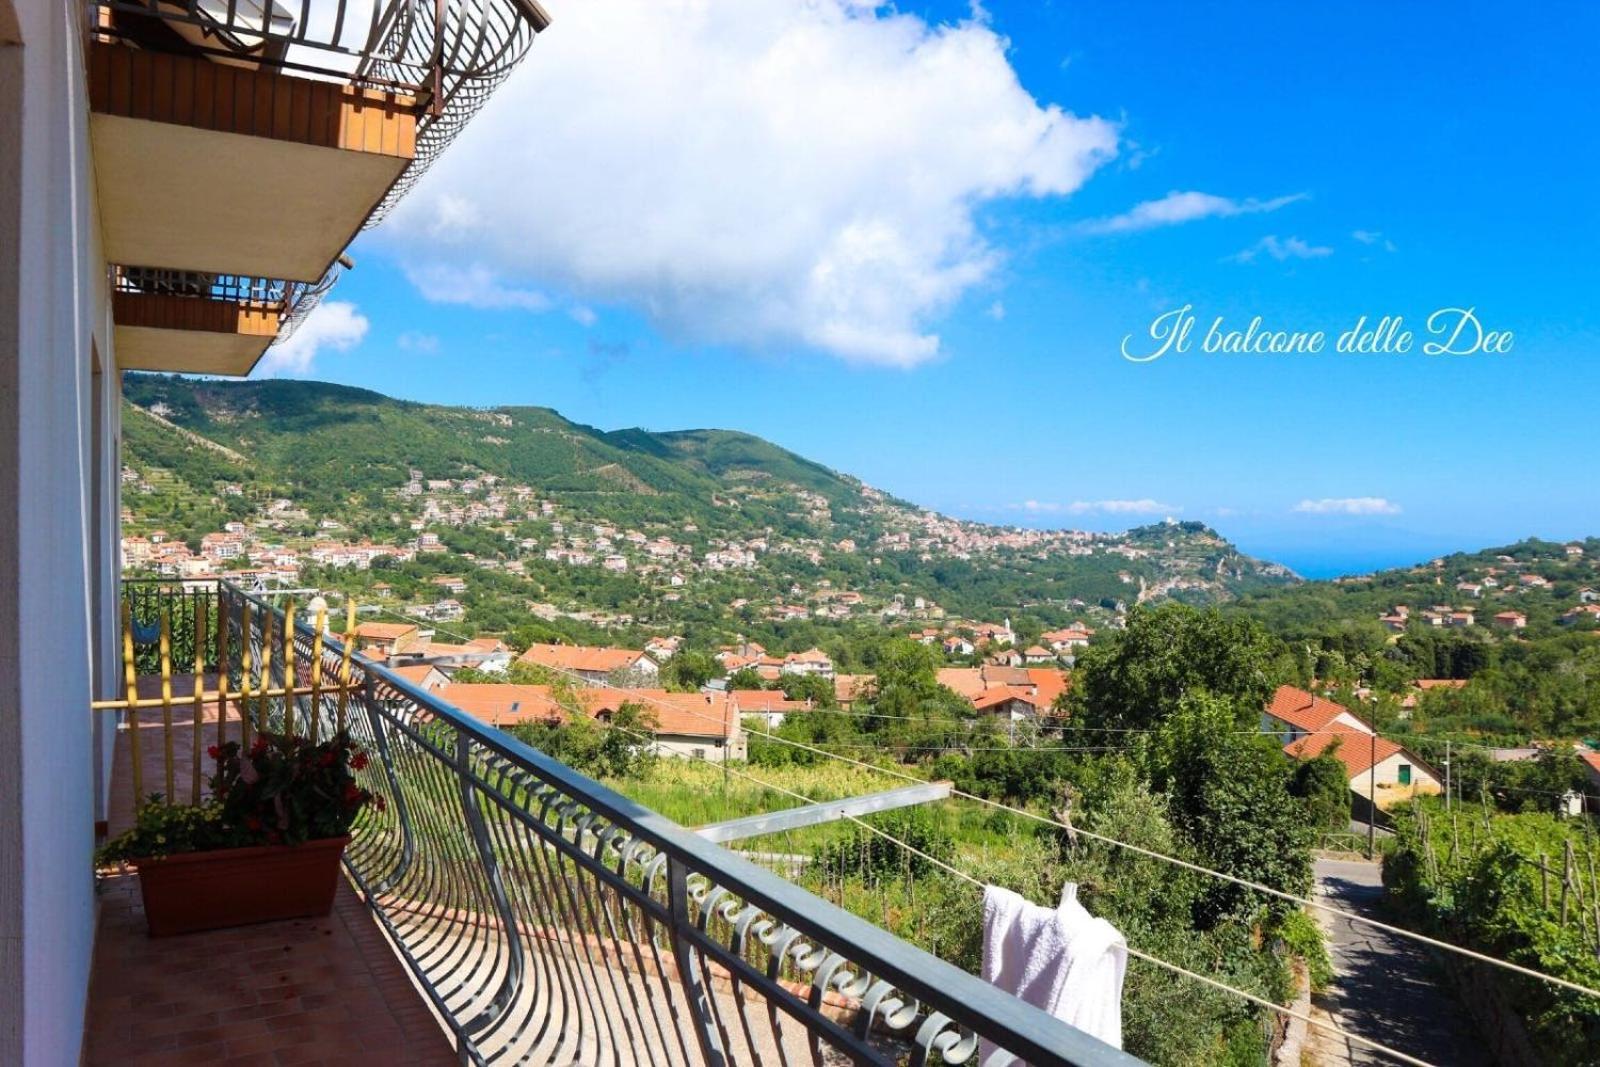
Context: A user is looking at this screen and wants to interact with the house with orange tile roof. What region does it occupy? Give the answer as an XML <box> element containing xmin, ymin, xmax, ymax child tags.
<box><xmin>833</xmin><ymin>673</ymin><xmax>874</xmax><ymax>708</ymax></box>
<box><xmin>342</xmin><ymin>620</ymin><xmax>426</xmax><ymax>657</ymax></box>
<box><xmin>441</xmin><ymin>682</ymin><xmax>743</xmax><ymax>761</ymax></box>
<box><xmin>1284</xmin><ymin>727</ymin><xmax>1440</xmax><ymax>806</ymax></box>
<box><xmin>936</xmin><ymin>667</ymin><xmax>986</xmax><ymax>700</ymax></box>
<box><xmin>1579</xmin><ymin>749</ymin><xmax>1600</xmax><ymax>794</ymax></box>
<box><xmin>1266</xmin><ymin>686</ymin><xmax>1440</xmax><ymax>806</ymax></box>
<box><xmin>731</xmin><ymin>689</ymin><xmax>811</xmax><ymax>727</ymax></box>
<box><xmin>1025</xmin><ymin>668</ymin><xmax>1070</xmax><ymax>713</ymax></box>
<box><xmin>1260</xmin><ymin>685</ymin><xmax>1373</xmax><ymax>744</ymax></box>
<box><xmin>516</xmin><ymin>642</ymin><xmax>659</xmax><ymax>683</ymax></box>
<box><xmin>937</xmin><ymin>665</ymin><xmax>1069</xmax><ymax>719</ymax></box>
<box><xmin>586</xmin><ymin>688</ymin><xmax>744</xmax><ymax>761</ymax></box>
<box><xmin>971</xmin><ymin>686</ymin><xmax>1044</xmax><ymax>721</ymax></box>
<box><xmin>781</xmin><ymin>648</ymin><xmax>835</xmax><ymax>678</ymax></box>
<box><xmin>1040</xmin><ymin>624</ymin><xmax>1094</xmax><ymax>651</ymax></box>
<box><xmin>436</xmin><ymin>683</ymin><xmax>569</xmax><ymax>728</ymax></box>
<box><xmin>942</xmin><ymin>634</ymin><xmax>975</xmax><ymax>656</ymax></box>
<box><xmin>388</xmin><ymin>664</ymin><xmax>450</xmax><ymax>694</ymax></box>
<box><xmin>1493</xmin><ymin>610</ymin><xmax>1527</xmax><ymax>629</ymax></box>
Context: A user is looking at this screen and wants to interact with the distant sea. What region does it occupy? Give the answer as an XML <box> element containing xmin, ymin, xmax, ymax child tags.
<box><xmin>1263</xmin><ymin>548</ymin><xmax>1425</xmax><ymax>581</ymax></box>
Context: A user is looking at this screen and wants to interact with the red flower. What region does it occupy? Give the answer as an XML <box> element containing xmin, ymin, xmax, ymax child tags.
<box><xmin>342</xmin><ymin>783</ymin><xmax>362</xmax><ymax>806</ymax></box>
<box><xmin>351</xmin><ymin>751</ymin><xmax>369</xmax><ymax>772</ymax></box>
<box><xmin>245</xmin><ymin>816</ymin><xmax>263</xmax><ymax>832</ymax></box>
<box><xmin>373</xmin><ymin>794</ymin><xmax>387</xmax><ymax>813</ymax></box>
<box><xmin>319</xmin><ymin>750</ymin><xmax>337</xmax><ymax>767</ymax></box>
<box><xmin>249</xmin><ymin>738</ymin><xmax>268</xmax><ymax>758</ymax></box>
<box><xmin>207</xmin><ymin>745</ymin><xmax>220</xmax><ymax>760</ymax></box>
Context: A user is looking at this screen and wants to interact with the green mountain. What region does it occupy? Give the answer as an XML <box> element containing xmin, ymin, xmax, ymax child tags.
<box><xmin>119</xmin><ymin>374</ymin><xmax>1297</xmax><ymax>641</ymax></box>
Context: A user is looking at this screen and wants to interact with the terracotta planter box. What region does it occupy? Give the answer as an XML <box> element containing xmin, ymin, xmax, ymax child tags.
<box><xmin>132</xmin><ymin>835</ymin><xmax>351</xmax><ymax>937</ymax></box>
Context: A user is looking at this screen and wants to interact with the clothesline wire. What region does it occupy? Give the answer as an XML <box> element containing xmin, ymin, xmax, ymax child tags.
<box><xmin>599</xmin><ymin>717</ymin><xmax>1437</xmax><ymax>1067</ymax></box>
<box><xmin>1117</xmin><ymin>944</ymin><xmax>1434</xmax><ymax>1067</ymax></box>
<box><xmin>538</xmin><ymin>665</ymin><xmax>1600</xmax><ymax>1004</ymax></box>
<box><xmin>358</xmin><ymin>605</ymin><xmax>1600</xmax><ymax>1002</ymax></box>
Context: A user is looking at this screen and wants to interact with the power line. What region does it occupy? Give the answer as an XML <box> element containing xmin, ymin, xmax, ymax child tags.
<box><xmin>601</xmin><ymin>720</ymin><xmax>1437</xmax><ymax>1067</ymax></box>
<box><xmin>363</xmin><ymin>605</ymin><xmax>1600</xmax><ymax>1001</ymax></box>
<box><xmin>580</xmin><ymin>682</ymin><xmax>1600</xmax><ymax>1003</ymax></box>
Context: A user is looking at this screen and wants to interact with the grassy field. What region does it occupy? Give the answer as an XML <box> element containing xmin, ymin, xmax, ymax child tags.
<box><xmin>602</xmin><ymin>757</ymin><xmax>910</xmax><ymax>828</ymax></box>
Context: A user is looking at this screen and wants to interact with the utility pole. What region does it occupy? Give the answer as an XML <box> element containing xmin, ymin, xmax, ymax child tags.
<box><xmin>1368</xmin><ymin>730</ymin><xmax>1377</xmax><ymax>859</ymax></box>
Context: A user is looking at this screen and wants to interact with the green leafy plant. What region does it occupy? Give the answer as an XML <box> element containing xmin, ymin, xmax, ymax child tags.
<box><xmin>96</xmin><ymin>797</ymin><xmax>245</xmax><ymax>863</ymax></box>
<box><xmin>98</xmin><ymin>732</ymin><xmax>381</xmax><ymax>863</ymax></box>
<box><xmin>1272</xmin><ymin>909</ymin><xmax>1334</xmax><ymax>992</ymax></box>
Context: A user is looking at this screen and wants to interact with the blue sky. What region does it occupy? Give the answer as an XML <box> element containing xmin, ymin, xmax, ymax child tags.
<box><xmin>274</xmin><ymin>1</ymin><xmax>1599</xmax><ymax>578</ymax></box>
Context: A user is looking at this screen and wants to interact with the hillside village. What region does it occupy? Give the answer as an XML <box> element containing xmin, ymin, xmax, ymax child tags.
<box><xmin>118</xmin><ymin>376</ymin><xmax>1293</xmax><ymax>646</ymax></box>
<box><xmin>120</xmin><ymin>465</ymin><xmax>1128</xmax><ymax>636</ymax></box>
<box><xmin>326</xmin><ymin>614</ymin><xmax>1076</xmax><ymax>760</ymax></box>
<box><xmin>328</xmin><ymin>610</ymin><xmax>1485</xmax><ymax>817</ymax></box>
<box><xmin>1371</xmin><ymin>544</ymin><xmax>1600</xmax><ymax>633</ymax></box>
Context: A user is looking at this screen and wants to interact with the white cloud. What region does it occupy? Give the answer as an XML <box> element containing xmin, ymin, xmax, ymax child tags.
<box><xmin>385</xmin><ymin>0</ymin><xmax>1117</xmax><ymax>367</ymax></box>
<box><xmin>569</xmin><ymin>305</ymin><xmax>598</xmax><ymax>327</ymax></box>
<box><xmin>396</xmin><ymin>330</ymin><xmax>439</xmax><ymax>353</ymax></box>
<box><xmin>1293</xmin><ymin>497</ymin><xmax>1401</xmax><ymax>516</ymax></box>
<box><xmin>986</xmin><ymin>300</ymin><xmax>1006</xmax><ymax>321</ymax></box>
<box><xmin>1352</xmin><ymin>229</ymin><xmax>1398</xmax><ymax>253</ymax></box>
<box><xmin>1020</xmin><ymin>498</ymin><xmax>1174</xmax><ymax>515</ymax></box>
<box><xmin>404</xmin><ymin>263</ymin><xmax>551</xmax><ymax>311</ymax></box>
<box><xmin>1082</xmin><ymin>190</ymin><xmax>1305</xmax><ymax>234</ymax></box>
<box><xmin>1227</xmin><ymin>235</ymin><xmax>1332</xmax><ymax>264</ymax></box>
<box><xmin>259</xmin><ymin>301</ymin><xmax>368</xmax><ymax>376</ymax></box>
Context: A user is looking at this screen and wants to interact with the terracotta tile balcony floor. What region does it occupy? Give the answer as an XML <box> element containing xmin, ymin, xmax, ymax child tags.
<box><xmin>89</xmin><ymin>675</ymin><xmax>456</xmax><ymax>1066</ymax></box>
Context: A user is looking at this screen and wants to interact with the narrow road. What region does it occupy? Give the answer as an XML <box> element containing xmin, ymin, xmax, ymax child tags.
<box><xmin>1308</xmin><ymin>858</ymin><xmax>1491</xmax><ymax>1066</ymax></box>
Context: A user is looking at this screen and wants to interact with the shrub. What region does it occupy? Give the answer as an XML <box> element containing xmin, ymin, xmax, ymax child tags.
<box><xmin>99</xmin><ymin>732</ymin><xmax>379</xmax><ymax>862</ymax></box>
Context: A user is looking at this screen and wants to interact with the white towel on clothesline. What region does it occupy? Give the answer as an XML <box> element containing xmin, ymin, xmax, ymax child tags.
<box><xmin>979</xmin><ymin>882</ymin><xmax>1126</xmax><ymax>1064</ymax></box>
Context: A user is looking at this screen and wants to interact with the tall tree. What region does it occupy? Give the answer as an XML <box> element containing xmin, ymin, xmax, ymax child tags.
<box><xmin>1071</xmin><ymin>603</ymin><xmax>1287</xmax><ymax>732</ymax></box>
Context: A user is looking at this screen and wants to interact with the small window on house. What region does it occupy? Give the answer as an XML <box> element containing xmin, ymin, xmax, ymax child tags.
<box><xmin>693</xmin><ymin>748</ymin><xmax>706</xmax><ymax>759</ymax></box>
<box><xmin>1397</xmin><ymin>764</ymin><xmax>1412</xmax><ymax>785</ymax></box>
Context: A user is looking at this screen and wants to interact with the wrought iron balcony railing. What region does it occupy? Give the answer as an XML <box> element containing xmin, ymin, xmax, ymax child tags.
<box><xmin>106</xmin><ymin>579</ymin><xmax>1141</xmax><ymax>1066</ymax></box>
<box><xmin>92</xmin><ymin>0</ymin><xmax>550</xmax><ymax>224</ymax></box>
<box><xmin>112</xmin><ymin>265</ymin><xmax>345</xmax><ymax>341</ymax></box>
<box><xmin>94</xmin><ymin>0</ymin><xmax>549</xmax><ymax>352</ymax></box>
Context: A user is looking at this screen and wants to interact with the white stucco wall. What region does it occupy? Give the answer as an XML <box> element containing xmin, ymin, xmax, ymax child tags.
<box><xmin>0</xmin><ymin>0</ymin><xmax>116</xmax><ymax>1060</ymax></box>
<box><xmin>1350</xmin><ymin>753</ymin><xmax>1441</xmax><ymax>801</ymax></box>
<box><xmin>654</xmin><ymin>734</ymin><xmax>748</xmax><ymax>763</ymax></box>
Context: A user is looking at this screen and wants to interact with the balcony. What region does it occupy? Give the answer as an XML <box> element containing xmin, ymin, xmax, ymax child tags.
<box><xmin>90</xmin><ymin>580</ymin><xmax>1140</xmax><ymax>1065</ymax></box>
<box><xmin>88</xmin><ymin>0</ymin><xmax>550</xmax><ymax>375</ymax></box>
<box><xmin>112</xmin><ymin>267</ymin><xmax>343</xmax><ymax>374</ymax></box>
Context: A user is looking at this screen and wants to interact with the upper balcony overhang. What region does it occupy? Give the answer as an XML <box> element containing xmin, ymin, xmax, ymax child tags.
<box><xmin>90</xmin><ymin>41</ymin><xmax>414</xmax><ymax>283</ymax></box>
<box><xmin>88</xmin><ymin>0</ymin><xmax>551</xmax><ymax>375</ymax></box>
<box><xmin>111</xmin><ymin>267</ymin><xmax>339</xmax><ymax>375</ymax></box>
